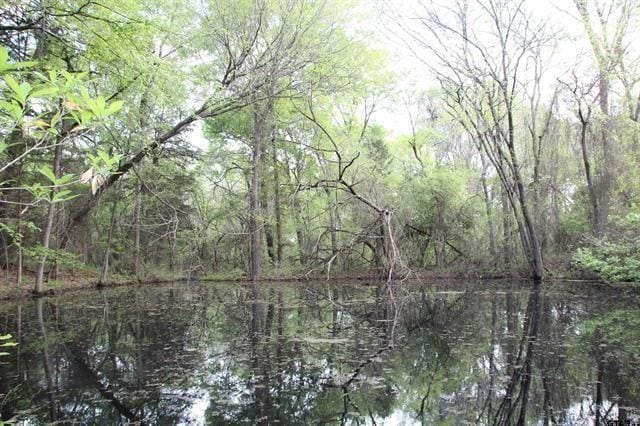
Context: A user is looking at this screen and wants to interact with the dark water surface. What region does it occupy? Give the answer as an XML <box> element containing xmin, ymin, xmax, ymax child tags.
<box><xmin>0</xmin><ymin>281</ymin><xmax>639</xmax><ymax>425</ymax></box>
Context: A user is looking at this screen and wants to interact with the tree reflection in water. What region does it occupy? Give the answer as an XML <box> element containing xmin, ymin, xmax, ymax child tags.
<box><xmin>0</xmin><ymin>281</ymin><xmax>638</xmax><ymax>424</ymax></box>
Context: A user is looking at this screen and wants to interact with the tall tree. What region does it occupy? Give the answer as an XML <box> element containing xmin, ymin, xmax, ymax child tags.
<box><xmin>400</xmin><ymin>0</ymin><xmax>552</xmax><ymax>279</ymax></box>
<box><xmin>573</xmin><ymin>0</ymin><xmax>635</xmax><ymax>233</ymax></box>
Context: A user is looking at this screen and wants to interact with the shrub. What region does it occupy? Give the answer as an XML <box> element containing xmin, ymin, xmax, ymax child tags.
<box><xmin>573</xmin><ymin>206</ymin><xmax>640</xmax><ymax>283</ymax></box>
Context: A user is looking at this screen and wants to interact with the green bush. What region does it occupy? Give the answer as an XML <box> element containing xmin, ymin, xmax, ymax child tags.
<box><xmin>574</xmin><ymin>239</ymin><xmax>640</xmax><ymax>282</ymax></box>
<box><xmin>573</xmin><ymin>207</ymin><xmax>640</xmax><ymax>282</ymax></box>
<box><xmin>574</xmin><ymin>206</ymin><xmax>640</xmax><ymax>283</ymax></box>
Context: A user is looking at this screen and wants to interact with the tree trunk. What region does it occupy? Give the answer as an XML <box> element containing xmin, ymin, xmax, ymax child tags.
<box><xmin>434</xmin><ymin>203</ymin><xmax>446</xmax><ymax>267</ymax></box>
<box><xmin>501</xmin><ymin>187</ymin><xmax>512</xmax><ymax>272</ymax></box>
<box><xmin>294</xmin><ymin>196</ymin><xmax>306</xmax><ymax>266</ymax></box>
<box><xmin>99</xmin><ymin>197</ymin><xmax>118</xmax><ymax>286</ymax></box>
<box><xmin>271</xmin><ymin>135</ymin><xmax>282</xmax><ymax>265</ymax></box>
<box><xmin>35</xmin><ymin>141</ymin><xmax>62</xmax><ymax>294</ymax></box>
<box><xmin>249</xmin><ymin>97</ymin><xmax>274</xmax><ymax>280</ymax></box>
<box><xmin>324</xmin><ymin>188</ymin><xmax>338</xmax><ymax>260</ymax></box>
<box><xmin>169</xmin><ymin>210</ymin><xmax>177</xmax><ymax>275</ymax></box>
<box><xmin>505</xmin><ymin>102</ymin><xmax>544</xmax><ymax>280</ymax></box>
<box><xmin>260</xmin><ymin>133</ymin><xmax>275</xmax><ymax>266</ymax></box>
<box><xmin>380</xmin><ymin>210</ymin><xmax>400</xmax><ymax>281</ymax></box>
<box><xmin>16</xmin><ymin>194</ymin><xmax>22</xmax><ymax>286</ymax></box>
<box><xmin>249</xmin><ymin>120</ymin><xmax>264</xmax><ymax>280</ymax></box>
<box><xmin>578</xmin><ymin>112</ymin><xmax>600</xmax><ymax>233</ymax></box>
<box><xmin>133</xmin><ymin>180</ymin><xmax>142</xmax><ymax>276</ymax></box>
<box><xmin>481</xmin><ymin>160</ymin><xmax>497</xmax><ymax>259</ymax></box>
<box><xmin>52</xmin><ymin>203</ymin><xmax>63</xmax><ymax>280</ymax></box>
<box><xmin>575</xmin><ymin>0</ymin><xmax>615</xmax><ymax>231</ymax></box>
<box><xmin>598</xmin><ymin>71</ymin><xmax>613</xmax><ymax>232</ymax></box>
<box><xmin>514</xmin><ymin>173</ymin><xmax>544</xmax><ymax>280</ymax></box>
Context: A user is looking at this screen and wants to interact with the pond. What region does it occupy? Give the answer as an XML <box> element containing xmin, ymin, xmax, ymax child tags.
<box><xmin>0</xmin><ymin>281</ymin><xmax>639</xmax><ymax>425</ymax></box>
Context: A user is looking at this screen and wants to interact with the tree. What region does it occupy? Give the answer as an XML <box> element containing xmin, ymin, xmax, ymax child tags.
<box><xmin>399</xmin><ymin>0</ymin><xmax>553</xmax><ymax>279</ymax></box>
<box><xmin>0</xmin><ymin>47</ymin><xmax>122</xmax><ymax>293</ymax></box>
<box><xmin>573</xmin><ymin>0</ymin><xmax>637</xmax><ymax>233</ymax></box>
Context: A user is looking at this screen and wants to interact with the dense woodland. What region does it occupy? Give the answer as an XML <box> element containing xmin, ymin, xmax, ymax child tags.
<box><xmin>1</xmin><ymin>0</ymin><xmax>639</xmax><ymax>293</ymax></box>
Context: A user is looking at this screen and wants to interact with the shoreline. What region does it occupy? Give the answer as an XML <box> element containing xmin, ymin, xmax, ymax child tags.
<box><xmin>0</xmin><ymin>268</ymin><xmax>632</xmax><ymax>303</ymax></box>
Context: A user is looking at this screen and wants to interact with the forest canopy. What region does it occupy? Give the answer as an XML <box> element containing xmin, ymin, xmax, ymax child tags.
<box><xmin>1</xmin><ymin>0</ymin><xmax>640</xmax><ymax>292</ymax></box>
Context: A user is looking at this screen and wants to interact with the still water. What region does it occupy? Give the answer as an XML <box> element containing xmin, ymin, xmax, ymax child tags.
<box><xmin>0</xmin><ymin>281</ymin><xmax>639</xmax><ymax>425</ymax></box>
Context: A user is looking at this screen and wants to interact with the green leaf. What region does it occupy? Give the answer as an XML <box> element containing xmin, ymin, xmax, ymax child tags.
<box><xmin>14</xmin><ymin>61</ymin><xmax>37</xmax><ymax>69</ymax></box>
<box><xmin>80</xmin><ymin>110</ymin><xmax>94</xmax><ymax>125</ymax></box>
<box><xmin>51</xmin><ymin>186</ymin><xmax>80</xmax><ymax>203</ymax></box>
<box><xmin>80</xmin><ymin>86</ymin><xmax>91</xmax><ymax>102</ymax></box>
<box><xmin>32</xmin><ymin>86</ymin><xmax>58</xmax><ymax>98</ymax></box>
<box><xmin>4</xmin><ymin>75</ymin><xmax>22</xmax><ymax>98</ymax></box>
<box><xmin>95</xmin><ymin>96</ymin><xmax>106</xmax><ymax>114</ymax></box>
<box><xmin>105</xmin><ymin>100</ymin><xmax>124</xmax><ymax>116</ymax></box>
<box><xmin>0</xmin><ymin>99</ymin><xmax>25</xmax><ymax>121</ymax></box>
<box><xmin>98</xmin><ymin>150</ymin><xmax>111</xmax><ymax>164</ymax></box>
<box><xmin>37</xmin><ymin>166</ymin><xmax>57</xmax><ymax>184</ymax></box>
<box><xmin>56</xmin><ymin>173</ymin><xmax>75</xmax><ymax>185</ymax></box>
<box><xmin>5</xmin><ymin>76</ymin><xmax>32</xmax><ymax>105</ymax></box>
<box><xmin>27</xmin><ymin>119</ymin><xmax>50</xmax><ymax>129</ymax></box>
<box><xmin>48</xmin><ymin>110</ymin><xmax>63</xmax><ymax>129</ymax></box>
<box><xmin>0</xmin><ymin>334</ymin><xmax>13</xmax><ymax>340</ymax></box>
<box><xmin>0</xmin><ymin>46</ymin><xmax>36</xmax><ymax>73</ymax></box>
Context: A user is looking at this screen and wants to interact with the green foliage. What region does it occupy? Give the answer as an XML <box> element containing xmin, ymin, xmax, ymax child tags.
<box><xmin>0</xmin><ymin>46</ymin><xmax>36</xmax><ymax>72</ymax></box>
<box><xmin>3</xmin><ymin>0</ymin><xmax>640</xmax><ymax>283</ymax></box>
<box><xmin>574</xmin><ymin>208</ymin><xmax>640</xmax><ymax>282</ymax></box>
<box><xmin>559</xmin><ymin>207</ymin><xmax>590</xmax><ymax>240</ymax></box>
<box><xmin>1</xmin><ymin>66</ymin><xmax>89</xmax><ymax>135</ymax></box>
<box><xmin>23</xmin><ymin>246</ymin><xmax>87</xmax><ymax>270</ymax></box>
<box><xmin>574</xmin><ymin>240</ymin><xmax>640</xmax><ymax>282</ymax></box>
<box><xmin>0</xmin><ymin>220</ymin><xmax>39</xmax><ymax>251</ymax></box>
<box><xmin>87</xmin><ymin>149</ymin><xmax>122</xmax><ymax>173</ymax></box>
<box><xmin>401</xmin><ymin>165</ymin><xmax>479</xmax><ymax>266</ymax></box>
<box><xmin>59</xmin><ymin>85</ymin><xmax>124</xmax><ymax>126</ymax></box>
<box><xmin>0</xmin><ymin>222</ymin><xmax>22</xmax><ymax>247</ymax></box>
<box><xmin>81</xmin><ymin>149</ymin><xmax>123</xmax><ymax>194</ymax></box>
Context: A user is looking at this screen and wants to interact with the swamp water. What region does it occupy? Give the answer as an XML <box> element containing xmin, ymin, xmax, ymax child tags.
<box><xmin>0</xmin><ymin>281</ymin><xmax>639</xmax><ymax>425</ymax></box>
